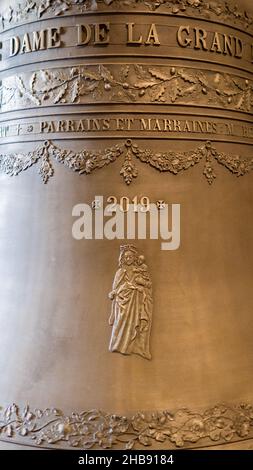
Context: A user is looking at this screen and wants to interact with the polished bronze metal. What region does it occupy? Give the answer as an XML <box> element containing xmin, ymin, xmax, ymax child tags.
<box><xmin>0</xmin><ymin>0</ymin><xmax>253</xmax><ymax>450</ymax></box>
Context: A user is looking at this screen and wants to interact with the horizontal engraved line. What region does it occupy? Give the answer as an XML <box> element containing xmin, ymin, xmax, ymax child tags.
<box><xmin>0</xmin><ymin>434</ymin><xmax>253</xmax><ymax>452</ymax></box>
<box><xmin>1</xmin><ymin>102</ymin><xmax>251</xmax><ymax>117</ymax></box>
<box><xmin>1</xmin><ymin>54</ymin><xmax>253</xmax><ymax>76</ymax></box>
<box><xmin>1</xmin><ymin>108</ymin><xmax>252</xmax><ymax>124</ymax></box>
<box><xmin>1</xmin><ymin>137</ymin><xmax>253</xmax><ymax>146</ymax></box>
<box><xmin>0</xmin><ymin>434</ymin><xmax>252</xmax><ymax>452</ymax></box>
<box><xmin>0</xmin><ymin>110</ymin><xmax>253</xmax><ymax>125</ymax></box>
<box><xmin>0</xmin><ymin>437</ymin><xmax>52</xmax><ymax>451</ymax></box>
<box><xmin>1</xmin><ymin>10</ymin><xmax>253</xmax><ymax>39</ymax></box>
<box><xmin>183</xmin><ymin>435</ymin><xmax>253</xmax><ymax>451</ymax></box>
<box><xmin>0</xmin><ymin>103</ymin><xmax>252</xmax><ymax>117</ymax></box>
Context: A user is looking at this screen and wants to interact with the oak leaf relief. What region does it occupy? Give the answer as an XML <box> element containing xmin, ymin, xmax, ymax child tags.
<box><xmin>1</xmin><ymin>65</ymin><xmax>252</xmax><ymax>114</ymax></box>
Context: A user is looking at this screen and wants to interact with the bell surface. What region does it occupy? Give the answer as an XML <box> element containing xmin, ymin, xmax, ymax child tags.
<box><xmin>0</xmin><ymin>0</ymin><xmax>253</xmax><ymax>451</ymax></box>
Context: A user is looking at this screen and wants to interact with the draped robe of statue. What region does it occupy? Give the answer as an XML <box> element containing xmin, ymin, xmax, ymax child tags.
<box><xmin>109</xmin><ymin>264</ymin><xmax>152</xmax><ymax>360</ymax></box>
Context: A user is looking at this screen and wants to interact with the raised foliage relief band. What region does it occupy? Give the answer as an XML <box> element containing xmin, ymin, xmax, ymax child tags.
<box><xmin>0</xmin><ymin>401</ymin><xmax>253</xmax><ymax>450</ymax></box>
<box><xmin>1</xmin><ymin>65</ymin><xmax>252</xmax><ymax>114</ymax></box>
<box><xmin>0</xmin><ymin>140</ymin><xmax>252</xmax><ymax>185</ymax></box>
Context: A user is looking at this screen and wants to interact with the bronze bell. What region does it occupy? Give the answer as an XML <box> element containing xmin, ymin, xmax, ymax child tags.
<box><xmin>0</xmin><ymin>0</ymin><xmax>253</xmax><ymax>451</ymax></box>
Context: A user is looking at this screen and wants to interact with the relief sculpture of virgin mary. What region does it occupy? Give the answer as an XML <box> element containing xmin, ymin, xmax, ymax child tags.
<box><xmin>108</xmin><ymin>245</ymin><xmax>153</xmax><ymax>360</ymax></box>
